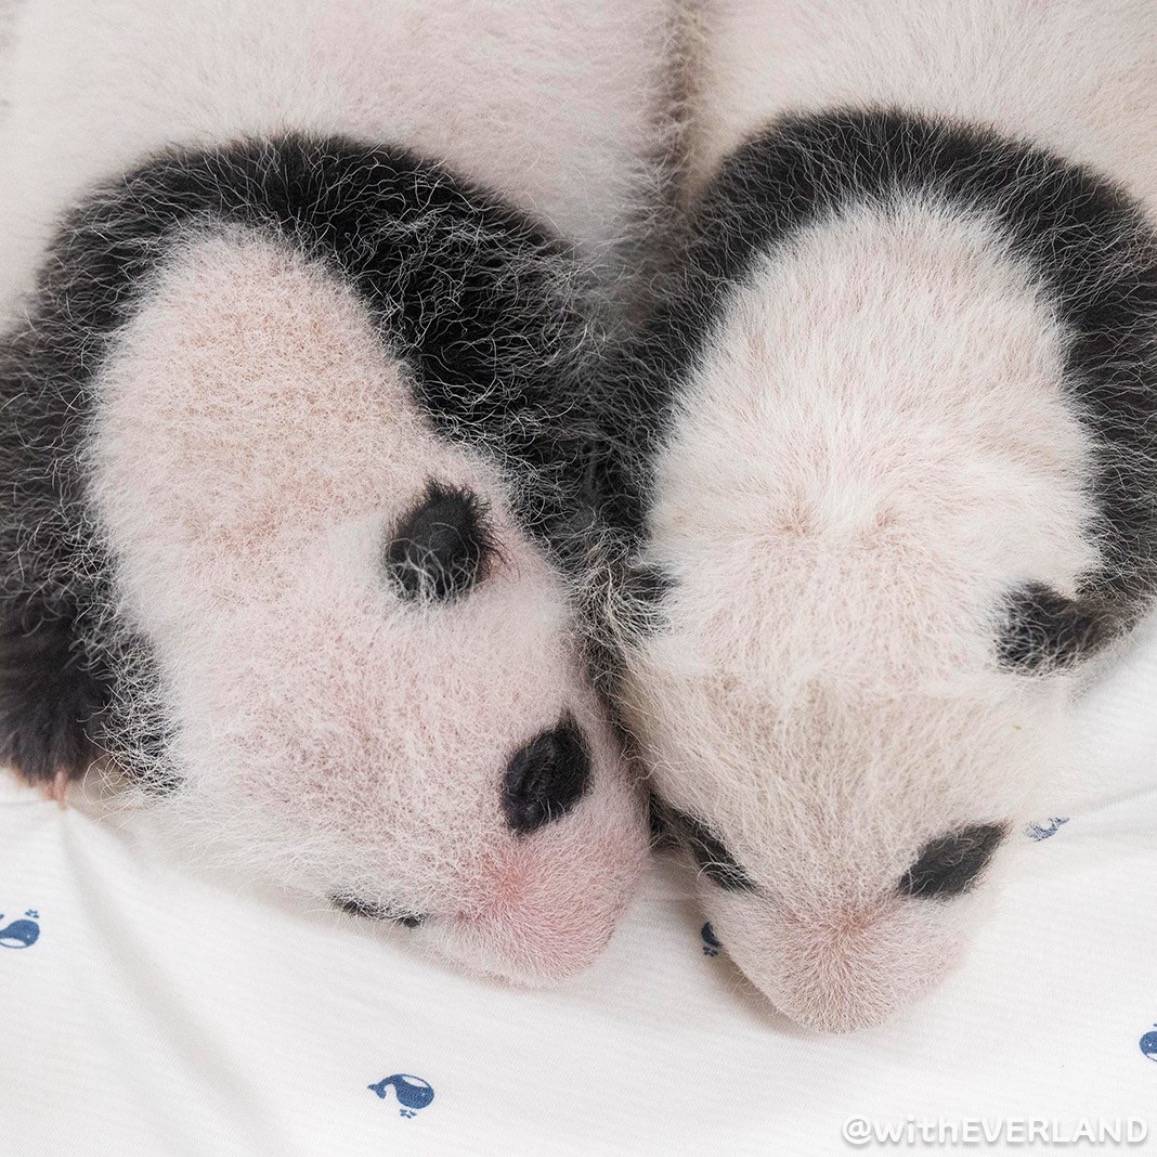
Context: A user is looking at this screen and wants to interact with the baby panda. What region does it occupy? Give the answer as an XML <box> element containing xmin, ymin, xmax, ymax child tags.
<box><xmin>0</xmin><ymin>0</ymin><xmax>680</xmax><ymax>984</ymax></box>
<box><xmin>597</xmin><ymin>0</ymin><xmax>1157</xmax><ymax>1028</ymax></box>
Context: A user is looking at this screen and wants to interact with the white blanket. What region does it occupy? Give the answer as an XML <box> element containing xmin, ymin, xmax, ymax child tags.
<box><xmin>2</xmin><ymin>622</ymin><xmax>1155</xmax><ymax>1155</ymax></box>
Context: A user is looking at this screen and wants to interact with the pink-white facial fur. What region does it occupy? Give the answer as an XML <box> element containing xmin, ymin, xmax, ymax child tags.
<box><xmin>88</xmin><ymin>230</ymin><xmax>647</xmax><ymax>984</ymax></box>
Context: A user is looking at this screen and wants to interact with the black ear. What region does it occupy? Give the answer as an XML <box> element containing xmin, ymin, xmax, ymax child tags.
<box><xmin>385</xmin><ymin>481</ymin><xmax>495</xmax><ymax>602</ymax></box>
<box><xmin>0</xmin><ymin>603</ymin><xmax>106</xmax><ymax>784</ymax></box>
<box><xmin>899</xmin><ymin>823</ymin><xmax>1007</xmax><ymax>899</ymax></box>
<box><xmin>998</xmin><ymin>583</ymin><xmax>1108</xmax><ymax>672</ymax></box>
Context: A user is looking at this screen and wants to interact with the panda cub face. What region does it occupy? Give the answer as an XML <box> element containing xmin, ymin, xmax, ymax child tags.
<box><xmin>636</xmin><ymin>678</ymin><xmax>1046</xmax><ymax>1033</ymax></box>
<box><xmin>91</xmin><ymin>230</ymin><xmax>647</xmax><ymax>984</ymax></box>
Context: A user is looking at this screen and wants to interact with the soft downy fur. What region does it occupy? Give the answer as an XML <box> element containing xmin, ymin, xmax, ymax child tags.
<box><xmin>0</xmin><ymin>0</ymin><xmax>682</xmax><ymax>324</ymax></box>
<box><xmin>596</xmin><ymin>0</ymin><xmax>1157</xmax><ymax>1029</ymax></box>
<box><xmin>0</xmin><ymin>0</ymin><xmax>681</xmax><ymax>983</ymax></box>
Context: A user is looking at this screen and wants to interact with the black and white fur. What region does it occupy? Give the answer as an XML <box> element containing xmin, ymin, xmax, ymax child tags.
<box><xmin>0</xmin><ymin>0</ymin><xmax>681</xmax><ymax>984</ymax></box>
<box><xmin>596</xmin><ymin>0</ymin><xmax>1157</xmax><ymax>1029</ymax></box>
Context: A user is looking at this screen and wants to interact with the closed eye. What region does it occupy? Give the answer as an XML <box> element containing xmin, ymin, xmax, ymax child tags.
<box><xmin>667</xmin><ymin>806</ymin><xmax>756</xmax><ymax>892</ymax></box>
<box><xmin>330</xmin><ymin>894</ymin><xmax>426</xmax><ymax>928</ymax></box>
<box><xmin>899</xmin><ymin>823</ymin><xmax>1007</xmax><ymax>899</ymax></box>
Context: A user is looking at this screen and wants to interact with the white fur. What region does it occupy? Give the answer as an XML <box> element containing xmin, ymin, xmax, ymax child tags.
<box><xmin>618</xmin><ymin>0</ymin><xmax>1156</xmax><ymax>1029</ymax></box>
<box><xmin>683</xmin><ymin>0</ymin><xmax>1156</xmax><ymax>207</ymax></box>
<box><xmin>0</xmin><ymin>0</ymin><xmax>679</xmax><ymax>317</ymax></box>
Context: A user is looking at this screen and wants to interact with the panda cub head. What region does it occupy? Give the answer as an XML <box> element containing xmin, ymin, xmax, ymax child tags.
<box><xmin>606</xmin><ymin>111</ymin><xmax>1157</xmax><ymax>1030</ymax></box>
<box><xmin>1</xmin><ymin>139</ymin><xmax>649</xmax><ymax>985</ymax></box>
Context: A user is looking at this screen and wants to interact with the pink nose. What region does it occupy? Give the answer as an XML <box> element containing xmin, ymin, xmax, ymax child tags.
<box><xmin>431</xmin><ymin>825</ymin><xmax>646</xmax><ymax>985</ymax></box>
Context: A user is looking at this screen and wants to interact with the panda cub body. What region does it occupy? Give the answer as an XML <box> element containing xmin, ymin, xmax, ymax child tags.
<box><xmin>0</xmin><ymin>0</ymin><xmax>678</xmax><ymax>983</ymax></box>
<box><xmin>604</xmin><ymin>0</ymin><xmax>1157</xmax><ymax>1029</ymax></box>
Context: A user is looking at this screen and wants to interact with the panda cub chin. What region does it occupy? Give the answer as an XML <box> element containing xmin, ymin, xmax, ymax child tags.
<box><xmin>601</xmin><ymin>1</ymin><xmax>1157</xmax><ymax>1030</ymax></box>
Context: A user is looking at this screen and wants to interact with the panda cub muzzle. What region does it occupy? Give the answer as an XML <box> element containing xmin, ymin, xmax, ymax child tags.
<box><xmin>332</xmin><ymin>717</ymin><xmax>592</xmax><ymax>926</ymax></box>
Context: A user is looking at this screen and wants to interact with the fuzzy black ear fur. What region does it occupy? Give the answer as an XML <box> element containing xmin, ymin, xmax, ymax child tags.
<box><xmin>385</xmin><ymin>481</ymin><xmax>496</xmax><ymax>602</ymax></box>
<box><xmin>998</xmin><ymin>583</ymin><xmax>1110</xmax><ymax>672</ymax></box>
<box><xmin>0</xmin><ymin>603</ymin><xmax>107</xmax><ymax>783</ymax></box>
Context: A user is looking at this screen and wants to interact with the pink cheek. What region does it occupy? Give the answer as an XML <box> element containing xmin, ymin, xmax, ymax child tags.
<box><xmin>458</xmin><ymin>839</ymin><xmax>589</xmax><ymax>924</ymax></box>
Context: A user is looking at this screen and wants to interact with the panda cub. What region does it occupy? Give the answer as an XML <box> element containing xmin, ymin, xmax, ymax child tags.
<box><xmin>0</xmin><ymin>0</ymin><xmax>679</xmax><ymax>984</ymax></box>
<box><xmin>601</xmin><ymin>0</ymin><xmax>1157</xmax><ymax>1029</ymax></box>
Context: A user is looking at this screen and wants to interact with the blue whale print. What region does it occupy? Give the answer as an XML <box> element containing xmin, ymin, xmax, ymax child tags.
<box><xmin>1025</xmin><ymin>817</ymin><xmax>1069</xmax><ymax>841</ymax></box>
<box><xmin>368</xmin><ymin>1074</ymin><xmax>435</xmax><ymax>1118</ymax></box>
<box><xmin>1140</xmin><ymin>1026</ymin><xmax>1157</xmax><ymax>1062</ymax></box>
<box><xmin>0</xmin><ymin>910</ymin><xmax>40</xmax><ymax>949</ymax></box>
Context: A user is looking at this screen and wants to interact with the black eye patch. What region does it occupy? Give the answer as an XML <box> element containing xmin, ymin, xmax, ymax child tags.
<box><xmin>667</xmin><ymin>806</ymin><xmax>756</xmax><ymax>892</ymax></box>
<box><xmin>998</xmin><ymin>583</ymin><xmax>1107</xmax><ymax>672</ymax></box>
<box><xmin>330</xmin><ymin>894</ymin><xmax>426</xmax><ymax>928</ymax></box>
<box><xmin>899</xmin><ymin>823</ymin><xmax>1007</xmax><ymax>900</ymax></box>
<box><xmin>503</xmin><ymin>719</ymin><xmax>591</xmax><ymax>834</ymax></box>
<box><xmin>385</xmin><ymin>481</ymin><xmax>496</xmax><ymax>602</ymax></box>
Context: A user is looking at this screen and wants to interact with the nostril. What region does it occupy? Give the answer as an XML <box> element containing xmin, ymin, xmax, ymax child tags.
<box><xmin>330</xmin><ymin>894</ymin><xmax>427</xmax><ymax>928</ymax></box>
<box><xmin>502</xmin><ymin>718</ymin><xmax>591</xmax><ymax>834</ymax></box>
